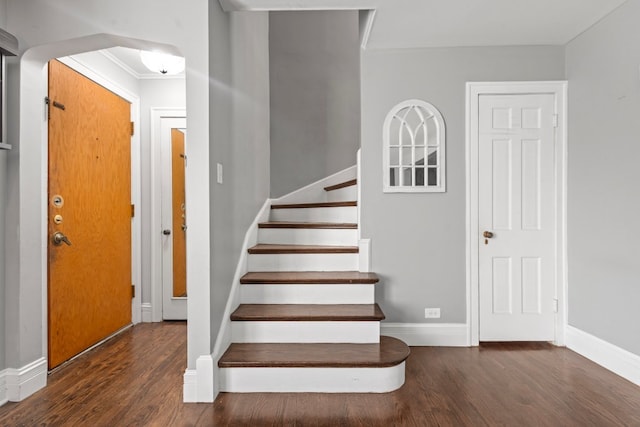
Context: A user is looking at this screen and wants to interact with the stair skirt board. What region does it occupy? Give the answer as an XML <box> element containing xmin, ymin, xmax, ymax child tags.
<box><xmin>240</xmin><ymin>284</ymin><xmax>375</xmax><ymax>304</ymax></box>
<box><xmin>218</xmin><ymin>363</ymin><xmax>406</xmax><ymax>393</ymax></box>
<box><xmin>248</xmin><ymin>253</ymin><xmax>359</xmax><ymax>272</ymax></box>
<box><xmin>257</xmin><ymin>228</ymin><xmax>358</xmax><ymax>246</ymax></box>
<box><xmin>231</xmin><ymin>321</ymin><xmax>380</xmax><ymax>343</ymax></box>
<box><xmin>270</xmin><ymin>207</ymin><xmax>357</xmax><ymax>223</ymax></box>
<box><xmin>326</xmin><ymin>185</ymin><xmax>357</xmax><ymax>202</ymax></box>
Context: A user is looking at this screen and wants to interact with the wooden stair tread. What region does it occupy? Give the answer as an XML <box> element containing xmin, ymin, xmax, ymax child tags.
<box><xmin>271</xmin><ymin>201</ymin><xmax>356</xmax><ymax>209</ymax></box>
<box><xmin>258</xmin><ymin>221</ymin><xmax>357</xmax><ymax>229</ymax></box>
<box><xmin>248</xmin><ymin>244</ymin><xmax>358</xmax><ymax>254</ymax></box>
<box><xmin>324</xmin><ymin>179</ymin><xmax>357</xmax><ymax>192</ymax></box>
<box><xmin>230</xmin><ymin>303</ymin><xmax>385</xmax><ymax>321</ymax></box>
<box><xmin>240</xmin><ymin>271</ymin><xmax>379</xmax><ymax>284</ymax></box>
<box><xmin>219</xmin><ymin>336</ymin><xmax>409</xmax><ymax>368</ymax></box>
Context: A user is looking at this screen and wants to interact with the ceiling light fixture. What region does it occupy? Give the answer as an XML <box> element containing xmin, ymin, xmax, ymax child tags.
<box><xmin>140</xmin><ymin>50</ymin><xmax>185</xmax><ymax>75</ymax></box>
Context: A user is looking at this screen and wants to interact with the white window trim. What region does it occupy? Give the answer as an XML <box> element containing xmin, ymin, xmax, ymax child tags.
<box><xmin>382</xmin><ymin>99</ymin><xmax>446</xmax><ymax>193</ymax></box>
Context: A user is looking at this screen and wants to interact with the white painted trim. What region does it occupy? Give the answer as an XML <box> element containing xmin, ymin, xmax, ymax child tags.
<box><xmin>219</xmin><ymin>363</ymin><xmax>405</xmax><ymax>393</ymax></box>
<box><xmin>359</xmin><ymin>238</ymin><xmax>371</xmax><ymax>273</ymax></box>
<box><xmin>5</xmin><ymin>358</ymin><xmax>47</xmax><ymax>402</ymax></box>
<box><xmin>58</xmin><ymin>55</ymin><xmax>143</xmax><ymax>326</ymax></box>
<box><xmin>232</xmin><ymin>321</ymin><xmax>380</xmax><ymax>343</ymax></box>
<box><xmin>141</xmin><ymin>303</ymin><xmax>153</xmax><ymax>323</ymax></box>
<box><xmin>381</xmin><ymin>323</ymin><xmax>468</xmax><ymax>347</ymax></box>
<box><xmin>150</xmin><ymin>108</ymin><xmax>187</xmax><ymax>322</ymax></box>
<box><xmin>273</xmin><ymin>165</ymin><xmax>356</xmax><ymax>205</ymax></box>
<box><xmin>566</xmin><ymin>326</ymin><xmax>640</xmax><ymax>387</ymax></box>
<box><xmin>240</xmin><ymin>283</ymin><xmax>374</xmax><ymax>304</ymax></box>
<box><xmin>0</xmin><ymin>370</ymin><xmax>7</xmax><ymax>406</ymax></box>
<box><xmin>219</xmin><ymin>0</ymin><xmax>377</xmax><ymax>12</ymax></box>
<box><xmin>208</xmin><ymin>199</ymin><xmax>272</xmax><ymax>400</ymax></box>
<box><xmin>465</xmin><ymin>81</ymin><xmax>568</xmax><ymax>346</ymax></box>
<box><xmin>359</xmin><ymin>10</ymin><xmax>376</xmax><ymax>50</ymax></box>
<box><xmin>183</xmin><ymin>354</ymin><xmax>215</xmax><ymax>403</ymax></box>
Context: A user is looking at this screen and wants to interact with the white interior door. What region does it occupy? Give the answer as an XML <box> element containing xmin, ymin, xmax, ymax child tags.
<box><xmin>478</xmin><ymin>93</ymin><xmax>556</xmax><ymax>341</ymax></box>
<box><xmin>161</xmin><ymin>117</ymin><xmax>187</xmax><ymax>320</ymax></box>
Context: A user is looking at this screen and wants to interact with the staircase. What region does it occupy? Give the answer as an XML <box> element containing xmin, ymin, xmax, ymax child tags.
<box><xmin>218</xmin><ymin>177</ymin><xmax>410</xmax><ymax>393</ymax></box>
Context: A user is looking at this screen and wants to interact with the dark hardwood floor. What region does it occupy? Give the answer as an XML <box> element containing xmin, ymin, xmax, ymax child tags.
<box><xmin>1</xmin><ymin>322</ymin><xmax>639</xmax><ymax>426</ymax></box>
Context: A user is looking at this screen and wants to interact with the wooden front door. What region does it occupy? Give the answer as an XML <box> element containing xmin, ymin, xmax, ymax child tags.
<box><xmin>48</xmin><ymin>60</ymin><xmax>132</xmax><ymax>369</ymax></box>
<box><xmin>171</xmin><ymin>128</ymin><xmax>187</xmax><ymax>298</ymax></box>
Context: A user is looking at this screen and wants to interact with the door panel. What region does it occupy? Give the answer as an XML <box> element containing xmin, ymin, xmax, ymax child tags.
<box><xmin>171</xmin><ymin>128</ymin><xmax>187</xmax><ymax>298</ymax></box>
<box><xmin>48</xmin><ymin>60</ymin><xmax>132</xmax><ymax>369</ymax></box>
<box><xmin>161</xmin><ymin>117</ymin><xmax>187</xmax><ymax>320</ymax></box>
<box><xmin>478</xmin><ymin>94</ymin><xmax>555</xmax><ymax>341</ymax></box>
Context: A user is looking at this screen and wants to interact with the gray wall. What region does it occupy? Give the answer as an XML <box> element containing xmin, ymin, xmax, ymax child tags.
<box><xmin>361</xmin><ymin>46</ymin><xmax>565</xmax><ymax>323</ymax></box>
<box><xmin>565</xmin><ymin>0</ymin><xmax>640</xmax><ymax>356</ymax></box>
<box><xmin>209</xmin><ymin>9</ymin><xmax>270</xmax><ymax>347</ymax></box>
<box><xmin>270</xmin><ymin>11</ymin><xmax>360</xmax><ymax>198</ymax></box>
<box><xmin>0</xmin><ymin>0</ymin><xmax>6</xmax><ymax>372</ymax></box>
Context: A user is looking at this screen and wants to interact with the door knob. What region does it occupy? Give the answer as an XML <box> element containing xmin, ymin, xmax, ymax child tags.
<box><xmin>163</xmin><ymin>229</ymin><xmax>171</xmax><ymax>235</ymax></box>
<box><xmin>483</xmin><ymin>231</ymin><xmax>494</xmax><ymax>239</ymax></box>
<box><xmin>52</xmin><ymin>231</ymin><xmax>72</xmax><ymax>246</ymax></box>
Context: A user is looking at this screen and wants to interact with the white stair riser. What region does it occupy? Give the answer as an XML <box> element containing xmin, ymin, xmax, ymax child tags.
<box><xmin>258</xmin><ymin>228</ymin><xmax>357</xmax><ymax>246</ymax></box>
<box><xmin>219</xmin><ymin>363</ymin><xmax>405</xmax><ymax>393</ymax></box>
<box><xmin>231</xmin><ymin>321</ymin><xmax>380</xmax><ymax>343</ymax></box>
<box><xmin>247</xmin><ymin>253</ymin><xmax>358</xmax><ymax>272</ymax></box>
<box><xmin>270</xmin><ymin>207</ymin><xmax>356</xmax><ymax>223</ymax></box>
<box><xmin>326</xmin><ymin>186</ymin><xmax>357</xmax><ymax>202</ymax></box>
<box><xmin>240</xmin><ymin>284</ymin><xmax>375</xmax><ymax>304</ymax></box>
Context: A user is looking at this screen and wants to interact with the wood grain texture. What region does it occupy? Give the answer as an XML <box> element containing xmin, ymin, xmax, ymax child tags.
<box><xmin>240</xmin><ymin>271</ymin><xmax>379</xmax><ymax>284</ymax></box>
<box><xmin>258</xmin><ymin>221</ymin><xmax>357</xmax><ymax>229</ymax></box>
<box><xmin>324</xmin><ymin>179</ymin><xmax>357</xmax><ymax>192</ymax></box>
<box><xmin>48</xmin><ymin>59</ymin><xmax>132</xmax><ymax>369</ymax></box>
<box><xmin>1</xmin><ymin>323</ymin><xmax>639</xmax><ymax>426</ymax></box>
<box><xmin>171</xmin><ymin>128</ymin><xmax>187</xmax><ymax>298</ymax></box>
<box><xmin>230</xmin><ymin>304</ymin><xmax>385</xmax><ymax>321</ymax></box>
<box><xmin>271</xmin><ymin>201</ymin><xmax>357</xmax><ymax>209</ymax></box>
<box><xmin>248</xmin><ymin>244</ymin><xmax>359</xmax><ymax>254</ymax></box>
<box><xmin>219</xmin><ymin>336</ymin><xmax>409</xmax><ymax>368</ymax></box>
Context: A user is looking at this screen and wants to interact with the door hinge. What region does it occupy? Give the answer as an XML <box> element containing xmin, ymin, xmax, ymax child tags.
<box><xmin>552</xmin><ymin>114</ymin><xmax>559</xmax><ymax>128</ymax></box>
<box><xmin>553</xmin><ymin>298</ymin><xmax>559</xmax><ymax>313</ymax></box>
<box><xmin>130</xmin><ymin>121</ymin><xmax>135</xmax><ymax>136</ymax></box>
<box><xmin>132</xmin><ymin>284</ymin><xmax>135</xmax><ymax>298</ymax></box>
<box><xmin>131</xmin><ymin>204</ymin><xmax>135</xmax><ymax>218</ymax></box>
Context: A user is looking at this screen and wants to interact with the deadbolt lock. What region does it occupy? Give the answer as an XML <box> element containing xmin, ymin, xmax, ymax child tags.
<box><xmin>52</xmin><ymin>195</ymin><xmax>64</xmax><ymax>208</ymax></box>
<box><xmin>53</xmin><ymin>215</ymin><xmax>63</xmax><ymax>225</ymax></box>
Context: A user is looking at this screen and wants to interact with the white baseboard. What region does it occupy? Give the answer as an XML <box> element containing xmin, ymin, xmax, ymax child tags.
<box><xmin>381</xmin><ymin>323</ymin><xmax>468</xmax><ymax>347</ymax></box>
<box><xmin>183</xmin><ymin>355</ymin><xmax>215</xmax><ymax>403</ymax></box>
<box><xmin>6</xmin><ymin>358</ymin><xmax>47</xmax><ymax>402</ymax></box>
<box><xmin>0</xmin><ymin>369</ymin><xmax>7</xmax><ymax>406</ymax></box>
<box><xmin>566</xmin><ymin>325</ymin><xmax>640</xmax><ymax>387</ymax></box>
<box><xmin>141</xmin><ymin>303</ymin><xmax>153</xmax><ymax>323</ymax></box>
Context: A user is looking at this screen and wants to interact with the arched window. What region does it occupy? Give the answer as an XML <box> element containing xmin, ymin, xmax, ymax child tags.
<box><xmin>383</xmin><ymin>99</ymin><xmax>446</xmax><ymax>192</ymax></box>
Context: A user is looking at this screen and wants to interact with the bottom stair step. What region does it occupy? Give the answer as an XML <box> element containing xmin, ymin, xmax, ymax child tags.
<box><xmin>218</xmin><ymin>336</ymin><xmax>410</xmax><ymax>393</ymax></box>
<box><xmin>219</xmin><ymin>336</ymin><xmax>409</xmax><ymax>368</ymax></box>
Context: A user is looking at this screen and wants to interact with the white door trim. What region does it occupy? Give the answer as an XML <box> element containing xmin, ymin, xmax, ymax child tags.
<box><xmin>150</xmin><ymin>108</ymin><xmax>186</xmax><ymax>322</ymax></box>
<box><xmin>465</xmin><ymin>81</ymin><xmax>568</xmax><ymax>346</ymax></box>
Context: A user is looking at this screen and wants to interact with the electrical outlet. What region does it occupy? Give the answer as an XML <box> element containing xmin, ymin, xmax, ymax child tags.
<box><xmin>424</xmin><ymin>308</ymin><xmax>441</xmax><ymax>319</ymax></box>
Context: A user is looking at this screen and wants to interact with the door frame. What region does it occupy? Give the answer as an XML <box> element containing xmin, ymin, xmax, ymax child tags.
<box><xmin>465</xmin><ymin>81</ymin><xmax>568</xmax><ymax>346</ymax></box>
<box><xmin>150</xmin><ymin>108</ymin><xmax>186</xmax><ymax>322</ymax></box>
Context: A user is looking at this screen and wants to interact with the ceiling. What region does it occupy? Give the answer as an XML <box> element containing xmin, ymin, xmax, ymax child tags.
<box><xmin>101</xmin><ymin>46</ymin><xmax>185</xmax><ymax>79</ymax></box>
<box><xmin>101</xmin><ymin>0</ymin><xmax>629</xmax><ymax>73</ymax></box>
<box><xmin>366</xmin><ymin>0</ymin><xmax>629</xmax><ymax>49</ymax></box>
